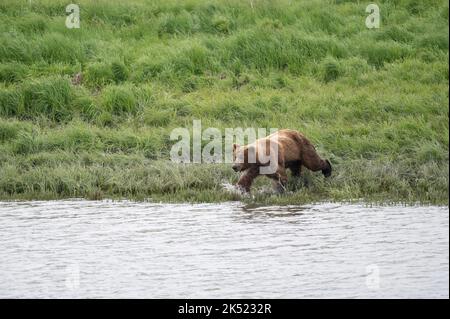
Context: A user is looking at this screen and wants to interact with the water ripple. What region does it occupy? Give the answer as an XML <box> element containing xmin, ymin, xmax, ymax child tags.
<box><xmin>0</xmin><ymin>200</ymin><xmax>448</xmax><ymax>298</ymax></box>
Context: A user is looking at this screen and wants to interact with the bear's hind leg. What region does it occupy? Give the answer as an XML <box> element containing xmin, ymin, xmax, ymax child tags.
<box><xmin>286</xmin><ymin>160</ymin><xmax>302</xmax><ymax>177</ymax></box>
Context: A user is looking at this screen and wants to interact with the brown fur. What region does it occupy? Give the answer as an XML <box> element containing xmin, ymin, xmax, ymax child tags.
<box><xmin>232</xmin><ymin>129</ymin><xmax>332</xmax><ymax>193</ymax></box>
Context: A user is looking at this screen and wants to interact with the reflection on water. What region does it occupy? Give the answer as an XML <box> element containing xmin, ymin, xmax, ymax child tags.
<box><xmin>0</xmin><ymin>200</ymin><xmax>448</xmax><ymax>298</ymax></box>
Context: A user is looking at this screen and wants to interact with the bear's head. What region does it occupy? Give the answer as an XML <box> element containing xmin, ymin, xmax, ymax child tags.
<box><xmin>231</xmin><ymin>143</ymin><xmax>258</xmax><ymax>172</ymax></box>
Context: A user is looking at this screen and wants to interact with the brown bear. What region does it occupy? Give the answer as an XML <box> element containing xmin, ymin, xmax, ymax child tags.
<box><xmin>232</xmin><ymin>129</ymin><xmax>332</xmax><ymax>193</ymax></box>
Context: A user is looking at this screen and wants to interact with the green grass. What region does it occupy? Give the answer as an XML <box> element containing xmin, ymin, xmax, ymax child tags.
<box><xmin>0</xmin><ymin>0</ymin><xmax>448</xmax><ymax>204</ymax></box>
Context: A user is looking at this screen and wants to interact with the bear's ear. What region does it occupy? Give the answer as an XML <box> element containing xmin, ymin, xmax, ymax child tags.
<box><xmin>233</xmin><ymin>143</ymin><xmax>239</xmax><ymax>152</ymax></box>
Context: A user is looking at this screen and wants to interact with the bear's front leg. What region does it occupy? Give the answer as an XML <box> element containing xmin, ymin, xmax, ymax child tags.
<box><xmin>236</xmin><ymin>166</ymin><xmax>259</xmax><ymax>193</ymax></box>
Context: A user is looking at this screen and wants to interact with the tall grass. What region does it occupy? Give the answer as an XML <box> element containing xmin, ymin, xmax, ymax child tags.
<box><xmin>0</xmin><ymin>0</ymin><xmax>448</xmax><ymax>204</ymax></box>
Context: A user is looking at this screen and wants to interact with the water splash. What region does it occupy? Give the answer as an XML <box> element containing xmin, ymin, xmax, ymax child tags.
<box><xmin>221</xmin><ymin>182</ymin><xmax>248</xmax><ymax>197</ymax></box>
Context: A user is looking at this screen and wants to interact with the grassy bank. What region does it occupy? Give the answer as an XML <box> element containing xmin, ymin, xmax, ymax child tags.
<box><xmin>0</xmin><ymin>0</ymin><xmax>448</xmax><ymax>204</ymax></box>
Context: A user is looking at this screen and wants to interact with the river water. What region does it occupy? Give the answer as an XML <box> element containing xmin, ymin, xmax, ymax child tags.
<box><xmin>0</xmin><ymin>200</ymin><xmax>448</xmax><ymax>298</ymax></box>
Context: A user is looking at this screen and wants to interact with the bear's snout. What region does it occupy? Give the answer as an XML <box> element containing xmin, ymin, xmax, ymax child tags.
<box><xmin>232</xmin><ymin>164</ymin><xmax>240</xmax><ymax>172</ymax></box>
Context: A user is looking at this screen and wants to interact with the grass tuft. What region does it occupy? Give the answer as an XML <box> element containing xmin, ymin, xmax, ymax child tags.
<box><xmin>22</xmin><ymin>77</ymin><xmax>74</xmax><ymax>122</ymax></box>
<box><xmin>0</xmin><ymin>63</ymin><xmax>27</xmax><ymax>84</ymax></box>
<box><xmin>102</xmin><ymin>85</ymin><xmax>139</xmax><ymax>115</ymax></box>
